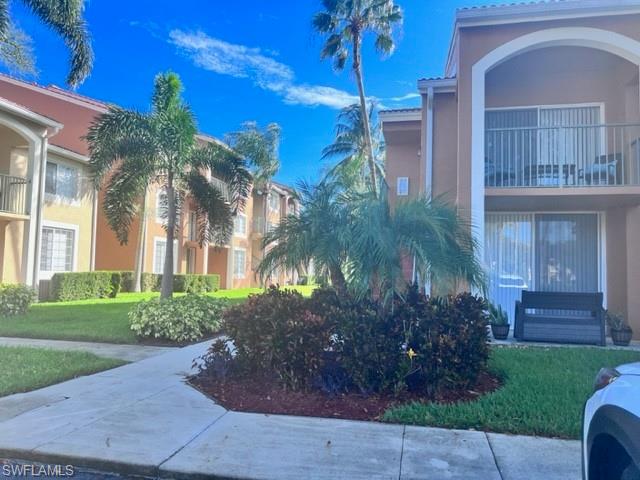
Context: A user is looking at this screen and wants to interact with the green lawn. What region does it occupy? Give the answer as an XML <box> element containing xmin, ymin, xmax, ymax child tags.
<box><xmin>384</xmin><ymin>346</ymin><xmax>640</xmax><ymax>439</ymax></box>
<box><xmin>0</xmin><ymin>346</ymin><xmax>125</xmax><ymax>397</ymax></box>
<box><xmin>0</xmin><ymin>286</ymin><xmax>316</xmax><ymax>344</ymax></box>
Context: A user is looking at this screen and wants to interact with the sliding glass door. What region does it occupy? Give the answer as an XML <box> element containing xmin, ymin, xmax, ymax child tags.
<box><xmin>485</xmin><ymin>213</ymin><xmax>600</xmax><ymax>321</ymax></box>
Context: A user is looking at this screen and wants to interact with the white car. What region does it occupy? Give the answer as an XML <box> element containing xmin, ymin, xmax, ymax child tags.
<box><xmin>583</xmin><ymin>363</ymin><xmax>640</xmax><ymax>480</ymax></box>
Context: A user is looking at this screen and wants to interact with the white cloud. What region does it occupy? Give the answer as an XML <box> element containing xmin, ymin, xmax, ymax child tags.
<box><xmin>169</xmin><ymin>29</ymin><xmax>363</xmax><ymax>110</ymax></box>
<box><xmin>387</xmin><ymin>92</ymin><xmax>420</xmax><ymax>102</ymax></box>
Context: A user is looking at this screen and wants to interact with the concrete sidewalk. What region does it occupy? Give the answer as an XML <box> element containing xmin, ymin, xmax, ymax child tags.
<box><xmin>0</xmin><ymin>336</ymin><xmax>175</xmax><ymax>362</ymax></box>
<box><xmin>0</xmin><ymin>341</ymin><xmax>581</xmax><ymax>480</ymax></box>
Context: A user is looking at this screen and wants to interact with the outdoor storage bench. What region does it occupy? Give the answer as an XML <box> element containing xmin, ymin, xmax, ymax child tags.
<box><xmin>514</xmin><ymin>291</ymin><xmax>606</xmax><ymax>346</ymax></box>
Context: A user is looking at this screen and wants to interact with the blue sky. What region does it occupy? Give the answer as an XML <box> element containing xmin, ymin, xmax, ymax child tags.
<box><xmin>4</xmin><ymin>0</ymin><xmax>487</xmax><ymax>186</ymax></box>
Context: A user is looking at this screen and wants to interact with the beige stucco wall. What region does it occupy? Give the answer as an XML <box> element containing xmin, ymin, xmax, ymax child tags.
<box><xmin>41</xmin><ymin>152</ymin><xmax>94</xmax><ymax>274</ymax></box>
<box><xmin>432</xmin><ymin>93</ymin><xmax>459</xmax><ymax>202</ymax></box>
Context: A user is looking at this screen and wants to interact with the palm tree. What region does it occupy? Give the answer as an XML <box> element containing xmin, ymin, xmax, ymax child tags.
<box><xmin>226</xmin><ymin>121</ymin><xmax>281</xmax><ymax>191</ymax></box>
<box><xmin>321</xmin><ymin>102</ymin><xmax>384</xmax><ymax>190</ymax></box>
<box><xmin>86</xmin><ymin>71</ymin><xmax>252</xmax><ymax>298</ymax></box>
<box><xmin>257</xmin><ymin>181</ymin><xmax>350</xmax><ymax>296</ymax></box>
<box><xmin>0</xmin><ymin>0</ymin><xmax>93</xmax><ymax>86</ymax></box>
<box><xmin>313</xmin><ymin>0</ymin><xmax>402</xmax><ymax>196</ymax></box>
<box><xmin>258</xmin><ymin>179</ymin><xmax>484</xmax><ymax>305</ymax></box>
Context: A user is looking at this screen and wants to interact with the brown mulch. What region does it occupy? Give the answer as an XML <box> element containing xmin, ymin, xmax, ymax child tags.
<box><xmin>189</xmin><ymin>371</ymin><xmax>501</xmax><ymax>421</ymax></box>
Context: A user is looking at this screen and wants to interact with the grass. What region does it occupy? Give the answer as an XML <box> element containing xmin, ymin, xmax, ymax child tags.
<box><xmin>383</xmin><ymin>346</ymin><xmax>640</xmax><ymax>439</ymax></box>
<box><xmin>0</xmin><ymin>285</ymin><xmax>316</xmax><ymax>344</ymax></box>
<box><xmin>0</xmin><ymin>346</ymin><xmax>125</xmax><ymax>397</ymax></box>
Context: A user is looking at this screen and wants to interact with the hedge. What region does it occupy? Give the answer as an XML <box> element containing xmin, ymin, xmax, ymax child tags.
<box><xmin>50</xmin><ymin>272</ymin><xmax>114</xmax><ymax>301</ymax></box>
<box><xmin>48</xmin><ymin>271</ymin><xmax>221</xmax><ymax>301</ymax></box>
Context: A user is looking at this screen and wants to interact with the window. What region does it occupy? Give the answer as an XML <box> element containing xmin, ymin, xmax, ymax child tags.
<box><xmin>233</xmin><ymin>214</ymin><xmax>247</xmax><ymax>236</ymax></box>
<box><xmin>268</xmin><ymin>192</ymin><xmax>280</xmax><ymax>213</ymax></box>
<box><xmin>233</xmin><ymin>248</ymin><xmax>246</xmax><ymax>279</ymax></box>
<box><xmin>188</xmin><ymin>211</ymin><xmax>198</xmax><ymax>242</ymax></box>
<box><xmin>156</xmin><ymin>190</ymin><xmax>168</xmax><ymax>224</ymax></box>
<box><xmin>153</xmin><ymin>238</ymin><xmax>178</xmax><ymax>274</ymax></box>
<box><xmin>186</xmin><ymin>247</ymin><xmax>196</xmax><ymax>274</ymax></box>
<box><xmin>485</xmin><ymin>213</ymin><xmax>600</xmax><ymax>322</ymax></box>
<box><xmin>45</xmin><ymin>161</ymin><xmax>78</xmax><ymax>200</ymax></box>
<box><xmin>397</xmin><ymin>177</ymin><xmax>409</xmax><ymax>196</ymax></box>
<box><xmin>40</xmin><ymin>226</ymin><xmax>75</xmax><ymax>276</ymax></box>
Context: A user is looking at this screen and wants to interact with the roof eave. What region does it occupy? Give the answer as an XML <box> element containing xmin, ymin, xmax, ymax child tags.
<box><xmin>417</xmin><ymin>77</ymin><xmax>457</xmax><ymax>94</ymax></box>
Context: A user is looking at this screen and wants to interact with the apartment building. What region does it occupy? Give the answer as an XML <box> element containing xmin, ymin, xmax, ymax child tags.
<box><xmin>0</xmin><ymin>74</ymin><xmax>298</xmax><ymax>289</ymax></box>
<box><xmin>381</xmin><ymin>0</ymin><xmax>640</xmax><ymax>336</ymax></box>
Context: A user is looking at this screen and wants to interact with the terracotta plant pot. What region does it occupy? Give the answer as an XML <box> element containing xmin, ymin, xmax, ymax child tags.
<box><xmin>611</xmin><ymin>328</ymin><xmax>633</xmax><ymax>347</ymax></box>
<box><xmin>491</xmin><ymin>324</ymin><xmax>510</xmax><ymax>340</ymax></box>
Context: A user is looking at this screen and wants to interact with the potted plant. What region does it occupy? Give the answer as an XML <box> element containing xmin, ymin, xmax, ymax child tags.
<box><xmin>489</xmin><ymin>303</ymin><xmax>510</xmax><ymax>340</ymax></box>
<box><xmin>607</xmin><ymin>311</ymin><xmax>633</xmax><ymax>347</ymax></box>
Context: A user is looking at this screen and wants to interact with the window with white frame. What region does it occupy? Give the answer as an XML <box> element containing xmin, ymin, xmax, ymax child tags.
<box><xmin>40</xmin><ymin>226</ymin><xmax>75</xmax><ymax>275</ymax></box>
<box><xmin>268</xmin><ymin>192</ymin><xmax>280</xmax><ymax>213</ymax></box>
<box><xmin>156</xmin><ymin>190</ymin><xmax>168</xmax><ymax>224</ymax></box>
<box><xmin>233</xmin><ymin>248</ymin><xmax>246</xmax><ymax>279</ymax></box>
<box><xmin>397</xmin><ymin>177</ymin><xmax>409</xmax><ymax>196</ymax></box>
<box><xmin>45</xmin><ymin>161</ymin><xmax>79</xmax><ymax>200</ymax></box>
<box><xmin>233</xmin><ymin>214</ymin><xmax>247</xmax><ymax>236</ymax></box>
<box><xmin>153</xmin><ymin>238</ymin><xmax>178</xmax><ymax>274</ymax></box>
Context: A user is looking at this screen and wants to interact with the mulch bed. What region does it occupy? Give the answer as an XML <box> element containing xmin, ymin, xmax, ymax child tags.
<box><xmin>189</xmin><ymin>371</ymin><xmax>501</xmax><ymax>421</ymax></box>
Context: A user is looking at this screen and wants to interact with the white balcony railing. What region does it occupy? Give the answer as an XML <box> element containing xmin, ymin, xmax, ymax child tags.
<box><xmin>485</xmin><ymin>123</ymin><xmax>640</xmax><ymax>188</ymax></box>
<box><xmin>0</xmin><ymin>173</ymin><xmax>28</xmax><ymax>215</ymax></box>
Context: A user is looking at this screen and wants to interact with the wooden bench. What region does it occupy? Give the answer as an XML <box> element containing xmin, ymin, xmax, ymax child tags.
<box><xmin>514</xmin><ymin>291</ymin><xmax>606</xmax><ymax>346</ymax></box>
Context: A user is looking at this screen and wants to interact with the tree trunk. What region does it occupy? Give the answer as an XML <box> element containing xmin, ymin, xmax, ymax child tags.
<box><xmin>132</xmin><ymin>190</ymin><xmax>147</xmax><ymax>293</ymax></box>
<box><xmin>160</xmin><ymin>175</ymin><xmax>176</xmax><ymax>299</ymax></box>
<box><xmin>352</xmin><ymin>34</ymin><xmax>378</xmax><ymax>197</ymax></box>
<box><xmin>330</xmin><ymin>265</ymin><xmax>348</xmax><ymax>298</ymax></box>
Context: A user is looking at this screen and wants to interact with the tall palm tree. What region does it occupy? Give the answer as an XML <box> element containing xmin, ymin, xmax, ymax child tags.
<box><xmin>0</xmin><ymin>0</ymin><xmax>93</xmax><ymax>86</ymax></box>
<box><xmin>86</xmin><ymin>71</ymin><xmax>252</xmax><ymax>298</ymax></box>
<box><xmin>313</xmin><ymin>0</ymin><xmax>402</xmax><ymax>196</ymax></box>
<box><xmin>321</xmin><ymin>102</ymin><xmax>384</xmax><ymax>190</ymax></box>
<box><xmin>258</xmin><ymin>179</ymin><xmax>484</xmax><ymax>305</ymax></box>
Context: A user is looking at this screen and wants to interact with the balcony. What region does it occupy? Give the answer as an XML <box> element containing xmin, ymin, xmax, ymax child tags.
<box><xmin>0</xmin><ymin>173</ymin><xmax>28</xmax><ymax>217</ymax></box>
<box><xmin>485</xmin><ymin>123</ymin><xmax>640</xmax><ymax>188</ymax></box>
<box><xmin>251</xmin><ymin>217</ymin><xmax>278</xmax><ymax>238</ymax></box>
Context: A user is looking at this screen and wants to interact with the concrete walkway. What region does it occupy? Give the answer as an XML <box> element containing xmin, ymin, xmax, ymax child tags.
<box><xmin>0</xmin><ymin>341</ymin><xmax>581</xmax><ymax>480</ymax></box>
<box><xmin>0</xmin><ymin>337</ymin><xmax>175</xmax><ymax>362</ymax></box>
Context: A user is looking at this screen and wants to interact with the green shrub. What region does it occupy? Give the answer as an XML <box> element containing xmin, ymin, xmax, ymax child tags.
<box><xmin>213</xmin><ymin>285</ymin><xmax>490</xmax><ymax>396</ymax></box>
<box><xmin>50</xmin><ymin>272</ymin><xmax>114</xmax><ymax>301</ymax></box>
<box><xmin>223</xmin><ymin>287</ymin><xmax>332</xmax><ymax>390</ymax></box>
<box><xmin>129</xmin><ymin>295</ymin><xmax>228</xmax><ymax>342</ymax></box>
<box><xmin>0</xmin><ymin>283</ymin><xmax>36</xmax><ymax>316</ymax></box>
<box><xmin>395</xmin><ymin>288</ymin><xmax>490</xmax><ymax>395</ymax></box>
<box><xmin>309</xmin><ymin>288</ymin><xmax>405</xmax><ymax>394</ymax></box>
<box><xmin>138</xmin><ymin>273</ymin><xmax>220</xmax><ymax>293</ymax></box>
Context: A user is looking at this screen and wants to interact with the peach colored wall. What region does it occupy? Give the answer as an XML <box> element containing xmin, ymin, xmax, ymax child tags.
<box><xmin>606</xmin><ymin>207</ymin><xmax>628</xmax><ymax>318</ymax></box>
<box><xmin>455</xmin><ymin>13</ymin><xmax>640</xmax><ymax>219</ymax></box>
<box><xmin>208</xmin><ymin>247</ymin><xmax>228</xmax><ymax>289</ymax></box>
<box><xmin>0</xmin><ymin>221</ymin><xmax>6</xmax><ymax>282</ymax></box>
<box><xmin>485</xmin><ymin>46</ymin><xmax>638</xmax><ymax>123</ymax></box>
<box><xmin>625</xmin><ymin>205</ymin><xmax>640</xmax><ymax>338</ymax></box>
<box><xmin>432</xmin><ymin>93</ymin><xmax>459</xmax><ymax>202</ymax></box>
<box><xmin>383</xmin><ymin>121</ymin><xmax>421</xmax><ymax>206</ymax></box>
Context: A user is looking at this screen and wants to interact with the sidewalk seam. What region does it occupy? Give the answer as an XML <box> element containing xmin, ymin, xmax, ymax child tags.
<box><xmin>397</xmin><ymin>425</ymin><xmax>406</xmax><ymax>480</ymax></box>
<box><xmin>485</xmin><ymin>433</ymin><xmax>504</xmax><ymax>480</ymax></box>
<box><xmin>157</xmin><ymin>409</ymin><xmax>230</xmax><ymax>474</ymax></box>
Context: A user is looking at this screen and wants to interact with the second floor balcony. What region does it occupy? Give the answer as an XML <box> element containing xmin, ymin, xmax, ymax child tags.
<box><xmin>485</xmin><ymin>123</ymin><xmax>640</xmax><ymax>189</ymax></box>
<box><xmin>0</xmin><ymin>173</ymin><xmax>28</xmax><ymax>217</ymax></box>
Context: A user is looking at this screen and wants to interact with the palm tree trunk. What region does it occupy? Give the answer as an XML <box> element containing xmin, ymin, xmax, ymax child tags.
<box><xmin>330</xmin><ymin>265</ymin><xmax>348</xmax><ymax>297</ymax></box>
<box><xmin>132</xmin><ymin>189</ymin><xmax>147</xmax><ymax>292</ymax></box>
<box><xmin>352</xmin><ymin>33</ymin><xmax>378</xmax><ymax>197</ymax></box>
<box><xmin>160</xmin><ymin>175</ymin><xmax>176</xmax><ymax>299</ymax></box>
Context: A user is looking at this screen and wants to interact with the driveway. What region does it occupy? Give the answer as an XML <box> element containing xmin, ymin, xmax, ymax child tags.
<box><xmin>0</xmin><ymin>341</ymin><xmax>581</xmax><ymax>479</ymax></box>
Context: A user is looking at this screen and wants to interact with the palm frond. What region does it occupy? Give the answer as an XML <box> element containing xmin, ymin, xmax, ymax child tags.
<box><xmin>21</xmin><ymin>0</ymin><xmax>93</xmax><ymax>86</ymax></box>
<box><xmin>184</xmin><ymin>170</ymin><xmax>233</xmax><ymax>247</ymax></box>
